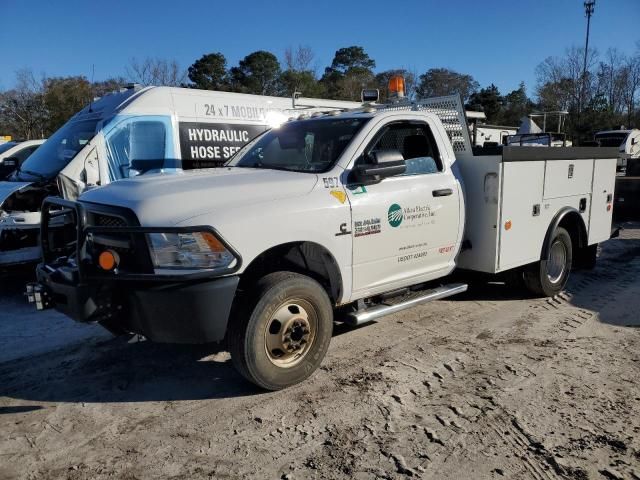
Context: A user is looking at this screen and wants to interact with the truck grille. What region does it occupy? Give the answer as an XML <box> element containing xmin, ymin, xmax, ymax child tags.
<box><xmin>93</xmin><ymin>213</ymin><xmax>127</xmax><ymax>228</ymax></box>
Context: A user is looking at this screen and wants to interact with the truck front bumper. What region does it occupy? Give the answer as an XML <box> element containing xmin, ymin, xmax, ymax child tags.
<box><xmin>33</xmin><ymin>263</ymin><xmax>240</xmax><ymax>344</ymax></box>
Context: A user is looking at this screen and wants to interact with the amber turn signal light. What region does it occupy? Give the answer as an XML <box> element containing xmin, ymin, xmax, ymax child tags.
<box><xmin>98</xmin><ymin>250</ymin><xmax>120</xmax><ymax>271</ymax></box>
<box><xmin>200</xmin><ymin>232</ymin><xmax>227</xmax><ymax>252</ymax></box>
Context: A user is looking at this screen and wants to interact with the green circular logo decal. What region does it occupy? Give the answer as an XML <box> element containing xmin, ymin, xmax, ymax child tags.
<box><xmin>388</xmin><ymin>203</ymin><xmax>403</xmax><ymax>227</ymax></box>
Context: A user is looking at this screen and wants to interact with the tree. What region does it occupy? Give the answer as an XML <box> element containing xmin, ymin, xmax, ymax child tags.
<box><xmin>230</xmin><ymin>51</ymin><xmax>282</xmax><ymax>95</ymax></box>
<box><xmin>280</xmin><ymin>70</ymin><xmax>326</xmax><ymax>98</ymax></box>
<box><xmin>43</xmin><ymin>76</ymin><xmax>93</xmax><ymax>133</ymax></box>
<box><xmin>92</xmin><ymin>77</ymin><xmax>127</xmax><ymax>98</ymax></box>
<box><xmin>375</xmin><ymin>69</ymin><xmax>417</xmax><ymax>102</ymax></box>
<box><xmin>126</xmin><ymin>57</ymin><xmax>186</xmax><ymax>86</ymax></box>
<box><xmin>0</xmin><ymin>69</ymin><xmax>47</xmax><ymax>139</ymax></box>
<box><xmin>284</xmin><ymin>45</ymin><xmax>315</xmax><ymax>72</ymax></box>
<box><xmin>416</xmin><ymin>68</ymin><xmax>479</xmax><ymax>103</ymax></box>
<box><xmin>188</xmin><ymin>52</ymin><xmax>228</xmax><ymax>91</ymax></box>
<box><xmin>530</xmin><ymin>45</ymin><xmax>640</xmax><ymax>142</ymax></box>
<box><xmin>595</xmin><ymin>48</ymin><xmax>626</xmax><ymax>114</ymax></box>
<box><xmin>618</xmin><ymin>43</ymin><xmax>640</xmax><ymax>127</ymax></box>
<box><xmin>467</xmin><ymin>84</ymin><xmax>503</xmax><ymax>123</ymax></box>
<box><xmin>321</xmin><ymin>46</ymin><xmax>376</xmax><ymax>100</ymax></box>
<box><xmin>328</xmin><ymin>46</ymin><xmax>376</xmax><ymax>74</ymax></box>
<box><xmin>535</xmin><ymin>46</ymin><xmax>598</xmax><ymax>113</ymax></box>
<box><xmin>280</xmin><ymin>46</ymin><xmax>326</xmax><ymax>97</ymax></box>
<box><xmin>502</xmin><ymin>82</ymin><xmax>534</xmax><ymax>126</ymax></box>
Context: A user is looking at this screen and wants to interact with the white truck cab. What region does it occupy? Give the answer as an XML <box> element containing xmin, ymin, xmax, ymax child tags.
<box><xmin>30</xmin><ymin>94</ymin><xmax>619</xmax><ymax>390</ymax></box>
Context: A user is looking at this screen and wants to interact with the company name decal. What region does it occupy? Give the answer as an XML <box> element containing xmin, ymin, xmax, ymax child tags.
<box><xmin>354</xmin><ymin>217</ymin><xmax>381</xmax><ymax>237</ymax></box>
<box><xmin>179</xmin><ymin>122</ymin><xmax>266</xmax><ymax>168</ymax></box>
<box><xmin>388</xmin><ymin>204</ymin><xmax>403</xmax><ymax>227</ymax></box>
<box><xmin>388</xmin><ymin>203</ymin><xmax>436</xmax><ymax>228</ymax></box>
<box><xmin>202</xmin><ymin>103</ymin><xmax>298</xmax><ymax>121</ymax></box>
<box><xmin>398</xmin><ymin>250</ymin><xmax>429</xmax><ymax>263</ymax></box>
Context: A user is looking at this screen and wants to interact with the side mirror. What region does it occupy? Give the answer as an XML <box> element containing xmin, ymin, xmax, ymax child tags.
<box><xmin>2</xmin><ymin>157</ymin><xmax>18</xmax><ymax>168</ymax></box>
<box><xmin>353</xmin><ymin>149</ymin><xmax>406</xmax><ymax>184</ymax></box>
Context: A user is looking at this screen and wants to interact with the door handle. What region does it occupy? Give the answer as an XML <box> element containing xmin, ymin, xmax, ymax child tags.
<box><xmin>432</xmin><ymin>188</ymin><xmax>453</xmax><ymax>197</ymax></box>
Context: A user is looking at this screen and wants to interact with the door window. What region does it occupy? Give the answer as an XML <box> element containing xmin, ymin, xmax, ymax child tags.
<box><xmin>103</xmin><ymin>115</ymin><xmax>174</xmax><ymax>179</ymax></box>
<box><xmin>365</xmin><ymin>122</ymin><xmax>442</xmax><ymax>175</ymax></box>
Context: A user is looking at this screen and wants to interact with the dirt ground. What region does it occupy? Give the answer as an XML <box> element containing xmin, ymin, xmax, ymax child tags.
<box><xmin>1</xmin><ymin>225</ymin><xmax>639</xmax><ymax>480</ymax></box>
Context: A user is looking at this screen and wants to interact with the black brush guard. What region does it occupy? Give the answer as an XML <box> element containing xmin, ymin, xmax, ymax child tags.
<box><xmin>32</xmin><ymin>196</ymin><xmax>242</xmax><ymax>343</ymax></box>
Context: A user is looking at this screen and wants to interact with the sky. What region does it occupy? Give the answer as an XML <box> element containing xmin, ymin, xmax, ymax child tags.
<box><xmin>1</xmin><ymin>0</ymin><xmax>639</xmax><ymax>97</ymax></box>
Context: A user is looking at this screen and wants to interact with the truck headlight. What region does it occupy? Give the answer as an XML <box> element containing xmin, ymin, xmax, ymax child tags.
<box><xmin>146</xmin><ymin>231</ymin><xmax>236</xmax><ymax>271</ymax></box>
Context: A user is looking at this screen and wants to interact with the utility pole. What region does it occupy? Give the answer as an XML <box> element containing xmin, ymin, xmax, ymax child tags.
<box><xmin>577</xmin><ymin>0</ymin><xmax>595</xmax><ymax>144</ymax></box>
<box><xmin>580</xmin><ymin>0</ymin><xmax>595</xmax><ymax>114</ymax></box>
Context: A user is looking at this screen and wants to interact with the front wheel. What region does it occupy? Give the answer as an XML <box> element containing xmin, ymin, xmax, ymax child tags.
<box><xmin>227</xmin><ymin>272</ymin><xmax>333</xmax><ymax>390</ymax></box>
<box><xmin>523</xmin><ymin>226</ymin><xmax>573</xmax><ymax>297</ymax></box>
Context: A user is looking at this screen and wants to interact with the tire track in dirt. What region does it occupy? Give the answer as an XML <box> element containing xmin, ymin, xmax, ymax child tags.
<box><xmin>2</xmin><ymin>233</ymin><xmax>639</xmax><ymax>479</ymax></box>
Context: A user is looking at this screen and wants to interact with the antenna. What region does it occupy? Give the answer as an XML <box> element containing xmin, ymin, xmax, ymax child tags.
<box><xmin>88</xmin><ymin>64</ymin><xmax>96</xmax><ymax>112</ymax></box>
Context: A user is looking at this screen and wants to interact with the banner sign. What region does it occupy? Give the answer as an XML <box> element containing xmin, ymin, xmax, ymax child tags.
<box><xmin>179</xmin><ymin>122</ymin><xmax>267</xmax><ymax>169</ymax></box>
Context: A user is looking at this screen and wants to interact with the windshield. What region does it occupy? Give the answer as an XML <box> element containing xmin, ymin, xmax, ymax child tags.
<box><xmin>13</xmin><ymin>119</ymin><xmax>98</xmax><ymax>181</ymax></box>
<box><xmin>228</xmin><ymin>117</ymin><xmax>370</xmax><ymax>173</ymax></box>
<box><xmin>0</xmin><ymin>142</ymin><xmax>17</xmax><ymax>155</ymax></box>
<box><xmin>595</xmin><ymin>132</ymin><xmax>628</xmax><ymax>147</ymax></box>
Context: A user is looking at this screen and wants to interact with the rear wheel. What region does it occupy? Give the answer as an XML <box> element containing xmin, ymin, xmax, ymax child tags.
<box><xmin>228</xmin><ymin>272</ymin><xmax>333</xmax><ymax>390</ymax></box>
<box><xmin>524</xmin><ymin>227</ymin><xmax>572</xmax><ymax>297</ymax></box>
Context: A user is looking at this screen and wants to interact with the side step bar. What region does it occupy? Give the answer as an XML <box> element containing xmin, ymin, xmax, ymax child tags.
<box><xmin>346</xmin><ymin>283</ymin><xmax>468</xmax><ymax>326</ymax></box>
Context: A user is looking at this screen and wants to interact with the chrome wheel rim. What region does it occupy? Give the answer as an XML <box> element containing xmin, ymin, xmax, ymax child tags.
<box><xmin>547</xmin><ymin>240</ymin><xmax>567</xmax><ymax>284</ymax></box>
<box><xmin>264</xmin><ymin>300</ymin><xmax>316</xmax><ymax>368</ymax></box>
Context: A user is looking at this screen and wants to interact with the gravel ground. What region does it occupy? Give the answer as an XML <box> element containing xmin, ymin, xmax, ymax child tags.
<box><xmin>0</xmin><ymin>225</ymin><xmax>639</xmax><ymax>480</ymax></box>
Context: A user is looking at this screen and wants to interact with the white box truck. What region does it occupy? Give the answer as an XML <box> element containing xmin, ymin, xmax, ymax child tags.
<box><xmin>0</xmin><ymin>86</ymin><xmax>357</xmax><ymax>265</ymax></box>
<box><xmin>29</xmin><ymin>93</ymin><xmax>618</xmax><ymax>390</ymax></box>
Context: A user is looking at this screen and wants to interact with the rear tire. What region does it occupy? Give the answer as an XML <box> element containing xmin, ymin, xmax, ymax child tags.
<box><xmin>227</xmin><ymin>272</ymin><xmax>333</xmax><ymax>390</ymax></box>
<box><xmin>524</xmin><ymin>226</ymin><xmax>572</xmax><ymax>297</ymax></box>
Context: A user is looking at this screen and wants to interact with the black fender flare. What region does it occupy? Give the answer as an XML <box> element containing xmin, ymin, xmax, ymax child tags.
<box><xmin>540</xmin><ymin>207</ymin><xmax>587</xmax><ymax>261</ymax></box>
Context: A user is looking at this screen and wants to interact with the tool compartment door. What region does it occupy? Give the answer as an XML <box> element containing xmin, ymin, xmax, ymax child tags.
<box><xmin>543</xmin><ymin>160</ymin><xmax>593</xmax><ymax>199</ymax></box>
<box><xmin>588</xmin><ymin>158</ymin><xmax>617</xmax><ymax>244</ymax></box>
<box><xmin>497</xmin><ymin>161</ymin><xmax>546</xmax><ymax>271</ymax></box>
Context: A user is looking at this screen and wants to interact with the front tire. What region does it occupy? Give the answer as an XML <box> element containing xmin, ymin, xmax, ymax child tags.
<box><xmin>228</xmin><ymin>272</ymin><xmax>333</xmax><ymax>390</ymax></box>
<box><xmin>524</xmin><ymin>226</ymin><xmax>573</xmax><ymax>297</ymax></box>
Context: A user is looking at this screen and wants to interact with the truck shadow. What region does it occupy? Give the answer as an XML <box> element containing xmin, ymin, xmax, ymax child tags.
<box><xmin>0</xmin><ymin>317</ymin><xmax>380</xmax><ymax>405</ymax></box>
<box><xmin>1</xmin><ymin>229</ymin><xmax>638</xmax><ymax>406</ymax></box>
<box><xmin>0</xmin><ymin>337</ymin><xmax>262</xmax><ymax>405</ymax></box>
<box><xmin>449</xmin><ymin>231</ymin><xmax>640</xmax><ymax>328</ymax></box>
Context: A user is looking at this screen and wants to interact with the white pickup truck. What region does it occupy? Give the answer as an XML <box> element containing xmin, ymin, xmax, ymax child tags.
<box><xmin>30</xmin><ymin>94</ymin><xmax>618</xmax><ymax>390</ymax></box>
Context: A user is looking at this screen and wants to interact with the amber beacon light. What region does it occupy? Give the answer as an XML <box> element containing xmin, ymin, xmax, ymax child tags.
<box><xmin>388</xmin><ymin>75</ymin><xmax>405</xmax><ymax>99</ymax></box>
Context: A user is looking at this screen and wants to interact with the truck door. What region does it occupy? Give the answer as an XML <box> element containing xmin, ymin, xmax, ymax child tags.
<box><xmin>345</xmin><ymin>119</ymin><xmax>460</xmax><ymax>296</ymax></box>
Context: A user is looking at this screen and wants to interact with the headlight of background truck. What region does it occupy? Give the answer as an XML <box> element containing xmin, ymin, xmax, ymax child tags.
<box><xmin>146</xmin><ymin>231</ymin><xmax>236</xmax><ymax>271</ymax></box>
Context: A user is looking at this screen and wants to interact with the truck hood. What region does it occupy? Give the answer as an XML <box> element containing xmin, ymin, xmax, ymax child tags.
<box><xmin>79</xmin><ymin>167</ymin><xmax>319</xmax><ymax>225</ymax></box>
<box><xmin>0</xmin><ymin>181</ymin><xmax>34</xmax><ymax>210</ymax></box>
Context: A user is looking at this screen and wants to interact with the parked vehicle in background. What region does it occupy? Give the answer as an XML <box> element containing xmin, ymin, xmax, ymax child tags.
<box><xmin>601</xmin><ymin>129</ymin><xmax>640</xmax><ymax>220</ymax></box>
<box><xmin>466</xmin><ymin>112</ymin><xmax>517</xmax><ymax>147</ymax></box>
<box><xmin>0</xmin><ymin>85</ymin><xmax>358</xmax><ymax>266</ymax></box>
<box><xmin>593</xmin><ymin>129</ymin><xmax>640</xmax><ymax>173</ymax></box>
<box><xmin>30</xmin><ymin>88</ymin><xmax>619</xmax><ymax>390</ymax></box>
<box><xmin>0</xmin><ymin>139</ymin><xmax>46</xmax><ymax>180</ymax></box>
<box><xmin>507</xmin><ymin>115</ymin><xmax>571</xmax><ymax>147</ymax></box>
